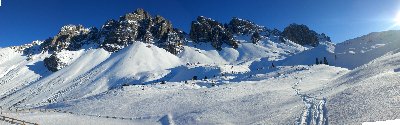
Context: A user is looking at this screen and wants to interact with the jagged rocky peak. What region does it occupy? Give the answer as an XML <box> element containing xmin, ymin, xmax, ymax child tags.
<box><xmin>40</xmin><ymin>24</ymin><xmax>100</xmax><ymax>52</ymax></box>
<box><xmin>101</xmin><ymin>8</ymin><xmax>185</xmax><ymax>53</ymax></box>
<box><xmin>282</xmin><ymin>23</ymin><xmax>331</xmax><ymax>47</ymax></box>
<box><xmin>228</xmin><ymin>17</ymin><xmax>266</xmax><ymax>35</ymax></box>
<box><xmin>190</xmin><ymin>16</ymin><xmax>239</xmax><ymax>50</ymax></box>
<box><xmin>318</xmin><ymin>33</ymin><xmax>331</xmax><ymax>42</ymax></box>
<box><xmin>41</xmin><ymin>8</ymin><xmax>186</xmax><ymax>72</ymax></box>
<box><xmin>120</xmin><ymin>8</ymin><xmax>152</xmax><ymax>22</ymax></box>
<box><xmin>152</xmin><ymin>15</ymin><xmax>174</xmax><ymax>40</ymax></box>
<box><xmin>190</xmin><ymin>16</ymin><xmax>285</xmax><ymax>49</ymax></box>
<box><xmin>59</xmin><ymin>25</ymin><xmax>89</xmax><ymax>36</ymax></box>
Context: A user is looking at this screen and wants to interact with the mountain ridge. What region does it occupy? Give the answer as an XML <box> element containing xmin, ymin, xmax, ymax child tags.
<box><xmin>9</xmin><ymin>8</ymin><xmax>330</xmax><ymax>72</ymax></box>
<box><xmin>1</xmin><ymin>8</ymin><xmax>400</xmax><ymax>125</ymax></box>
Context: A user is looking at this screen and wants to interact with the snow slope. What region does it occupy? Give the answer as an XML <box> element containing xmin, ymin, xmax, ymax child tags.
<box><xmin>278</xmin><ymin>41</ymin><xmax>335</xmax><ymax>66</ymax></box>
<box><xmin>179</xmin><ymin>37</ymin><xmax>306</xmax><ymax>65</ymax></box>
<box><xmin>265</xmin><ymin>30</ymin><xmax>400</xmax><ymax>70</ymax></box>
<box><xmin>0</xmin><ymin>48</ymin><xmax>110</xmax><ymax>108</ymax></box>
<box><xmin>41</xmin><ymin>65</ymin><xmax>348</xmax><ymax>125</ymax></box>
<box><xmin>0</xmin><ymin>47</ymin><xmax>52</xmax><ymax>98</ymax></box>
<box><xmin>316</xmin><ymin>50</ymin><xmax>400</xmax><ymax>124</ymax></box>
<box><xmin>0</xmin><ymin>42</ymin><xmax>184</xmax><ymax>108</ymax></box>
<box><xmin>333</xmin><ymin>30</ymin><xmax>400</xmax><ymax>69</ymax></box>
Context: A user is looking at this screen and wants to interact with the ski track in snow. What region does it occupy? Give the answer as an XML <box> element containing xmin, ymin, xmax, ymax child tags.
<box><xmin>292</xmin><ymin>76</ymin><xmax>328</xmax><ymax>125</ymax></box>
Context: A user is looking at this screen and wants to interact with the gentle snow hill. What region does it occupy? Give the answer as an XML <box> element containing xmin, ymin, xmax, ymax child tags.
<box><xmin>276</xmin><ymin>41</ymin><xmax>335</xmax><ymax>66</ymax></box>
<box><xmin>334</xmin><ymin>30</ymin><xmax>400</xmax><ymax>69</ymax></box>
<box><xmin>315</xmin><ymin>50</ymin><xmax>400</xmax><ymax>124</ymax></box>
<box><xmin>266</xmin><ymin>30</ymin><xmax>400</xmax><ymax>70</ymax></box>
<box><xmin>85</xmin><ymin>42</ymin><xmax>182</xmax><ymax>88</ymax></box>
<box><xmin>179</xmin><ymin>36</ymin><xmax>306</xmax><ymax>65</ymax></box>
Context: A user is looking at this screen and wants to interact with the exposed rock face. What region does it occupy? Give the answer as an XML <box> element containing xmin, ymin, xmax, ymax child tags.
<box><xmin>190</xmin><ymin>16</ymin><xmax>239</xmax><ymax>50</ymax></box>
<box><xmin>40</xmin><ymin>9</ymin><xmax>187</xmax><ymax>72</ymax></box>
<box><xmin>101</xmin><ymin>8</ymin><xmax>185</xmax><ymax>53</ymax></box>
<box><xmin>227</xmin><ymin>17</ymin><xmax>266</xmax><ymax>35</ymax></box>
<box><xmin>269</xmin><ymin>29</ymin><xmax>282</xmax><ymax>37</ymax></box>
<box><xmin>251</xmin><ymin>32</ymin><xmax>262</xmax><ymax>44</ymax></box>
<box><xmin>39</xmin><ymin>9</ymin><xmax>186</xmax><ymax>54</ymax></box>
<box><xmin>41</xmin><ymin>25</ymin><xmax>99</xmax><ymax>52</ymax></box>
<box><xmin>34</xmin><ymin>8</ymin><xmax>332</xmax><ymax>72</ymax></box>
<box><xmin>190</xmin><ymin>17</ymin><xmax>297</xmax><ymax>49</ymax></box>
<box><xmin>43</xmin><ymin>53</ymin><xmax>63</xmax><ymax>72</ymax></box>
<box><xmin>318</xmin><ymin>33</ymin><xmax>331</xmax><ymax>42</ymax></box>
<box><xmin>282</xmin><ymin>23</ymin><xmax>319</xmax><ymax>47</ymax></box>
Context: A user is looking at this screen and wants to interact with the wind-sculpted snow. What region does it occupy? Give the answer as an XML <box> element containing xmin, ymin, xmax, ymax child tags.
<box><xmin>334</xmin><ymin>30</ymin><xmax>400</xmax><ymax>69</ymax></box>
<box><xmin>315</xmin><ymin>50</ymin><xmax>400</xmax><ymax>124</ymax></box>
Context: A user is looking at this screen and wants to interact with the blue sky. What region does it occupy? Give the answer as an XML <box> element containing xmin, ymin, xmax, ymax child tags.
<box><xmin>0</xmin><ymin>0</ymin><xmax>400</xmax><ymax>47</ymax></box>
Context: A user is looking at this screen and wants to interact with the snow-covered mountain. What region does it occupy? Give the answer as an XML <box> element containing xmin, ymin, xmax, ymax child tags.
<box><xmin>0</xmin><ymin>8</ymin><xmax>399</xmax><ymax>125</ymax></box>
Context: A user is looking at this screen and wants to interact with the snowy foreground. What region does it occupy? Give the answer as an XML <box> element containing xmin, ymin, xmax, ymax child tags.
<box><xmin>1</xmin><ymin>31</ymin><xmax>400</xmax><ymax>124</ymax></box>
<box><xmin>2</xmin><ymin>65</ymin><xmax>347</xmax><ymax>125</ymax></box>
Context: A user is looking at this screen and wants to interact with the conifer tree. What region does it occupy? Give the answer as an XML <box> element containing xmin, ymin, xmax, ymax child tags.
<box><xmin>323</xmin><ymin>57</ymin><xmax>328</xmax><ymax>65</ymax></box>
<box><xmin>193</xmin><ymin>76</ymin><xmax>198</xmax><ymax>80</ymax></box>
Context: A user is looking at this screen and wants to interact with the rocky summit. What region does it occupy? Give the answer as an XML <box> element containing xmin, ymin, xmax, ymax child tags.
<box><xmin>40</xmin><ymin>25</ymin><xmax>96</xmax><ymax>52</ymax></box>
<box><xmin>101</xmin><ymin>8</ymin><xmax>186</xmax><ymax>53</ymax></box>
<box><xmin>282</xmin><ymin>23</ymin><xmax>331</xmax><ymax>47</ymax></box>
<box><xmin>190</xmin><ymin>16</ymin><xmax>239</xmax><ymax>50</ymax></box>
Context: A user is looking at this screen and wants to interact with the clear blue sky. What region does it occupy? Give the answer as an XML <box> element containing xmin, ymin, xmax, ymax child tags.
<box><xmin>1</xmin><ymin>0</ymin><xmax>400</xmax><ymax>47</ymax></box>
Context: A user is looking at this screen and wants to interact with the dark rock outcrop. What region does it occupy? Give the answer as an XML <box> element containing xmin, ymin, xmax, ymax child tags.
<box><xmin>227</xmin><ymin>17</ymin><xmax>266</xmax><ymax>35</ymax></box>
<box><xmin>41</xmin><ymin>25</ymin><xmax>99</xmax><ymax>52</ymax></box>
<box><xmin>269</xmin><ymin>29</ymin><xmax>282</xmax><ymax>37</ymax></box>
<box><xmin>44</xmin><ymin>53</ymin><xmax>62</xmax><ymax>72</ymax></box>
<box><xmin>318</xmin><ymin>33</ymin><xmax>331</xmax><ymax>42</ymax></box>
<box><xmin>282</xmin><ymin>23</ymin><xmax>319</xmax><ymax>46</ymax></box>
<box><xmin>100</xmin><ymin>8</ymin><xmax>185</xmax><ymax>53</ymax></box>
<box><xmin>190</xmin><ymin>16</ymin><xmax>239</xmax><ymax>50</ymax></box>
<box><xmin>251</xmin><ymin>32</ymin><xmax>262</xmax><ymax>44</ymax></box>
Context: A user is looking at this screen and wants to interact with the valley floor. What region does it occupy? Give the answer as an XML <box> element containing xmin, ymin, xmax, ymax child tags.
<box><xmin>4</xmin><ymin>65</ymin><xmax>349</xmax><ymax>125</ymax></box>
